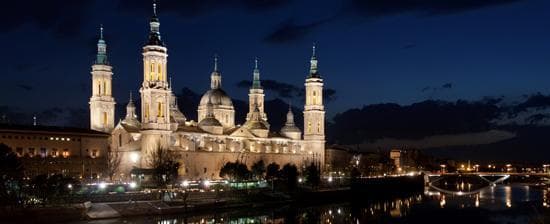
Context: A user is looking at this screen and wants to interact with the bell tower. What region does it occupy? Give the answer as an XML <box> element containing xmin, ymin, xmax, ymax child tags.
<box><xmin>303</xmin><ymin>44</ymin><xmax>325</xmax><ymax>169</ymax></box>
<box><xmin>139</xmin><ymin>2</ymin><xmax>172</xmax><ymax>164</ymax></box>
<box><xmin>89</xmin><ymin>25</ymin><xmax>116</xmax><ymax>133</ymax></box>
<box><xmin>246</xmin><ymin>58</ymin><xmax>268</xmax><ymax>124</ymax></box>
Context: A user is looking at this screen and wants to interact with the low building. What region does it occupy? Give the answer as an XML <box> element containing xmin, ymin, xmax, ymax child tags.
<box><xmin>0</xmin><ymin>124</ymin><xmax>110</xmax><ymax>180</ymax></box>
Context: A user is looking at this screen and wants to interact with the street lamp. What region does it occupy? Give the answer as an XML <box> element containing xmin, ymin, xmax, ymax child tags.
<box><xmin>130</xmin><ymin>152</ymin><xmax>140</xmax><ymax>163</ymax></box>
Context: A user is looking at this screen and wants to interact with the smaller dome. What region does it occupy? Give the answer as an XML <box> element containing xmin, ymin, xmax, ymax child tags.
<box><xmin>199</xmin><ymin>117</ymin><xmax>222</xmax><ymax>127</ymax></box>
<box><xmin>199</xmin><ymin>89</ymin><xmax>233</xmax><ymax>107</ymax></box>
<box><xmin>247</xmin><ymin>121</ymin><xmax>268</xmax><ymax>130</ymax></box>
<box><xmin>281</xmin><ymin>125</ymin><xmax>301</xmax><ymax>133</ymax></box>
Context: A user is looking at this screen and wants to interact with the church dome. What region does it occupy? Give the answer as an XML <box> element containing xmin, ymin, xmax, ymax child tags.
<box><xmin>281</xmin><ymin>125</ymin><xmax>301</xmax><ymax>133</ymax></box>
<box><xmin>198</xmin><ymin>117</ymin><xmax>222</xmax><ymax>127</ymax></box>
<box><xmin>199</xmin><ymin>89</ymin><xmax>233</xmax><ymax>108</ymax></box>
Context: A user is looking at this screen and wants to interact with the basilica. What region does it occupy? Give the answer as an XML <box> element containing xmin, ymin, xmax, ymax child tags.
<box><xmin>89</xmin><ymin>4</ymin><xmax>326</xmax><ymax>180</ymax></box>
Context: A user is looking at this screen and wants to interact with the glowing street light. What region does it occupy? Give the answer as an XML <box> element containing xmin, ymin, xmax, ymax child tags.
<box><xmin>129</xmin><ymin>182</ymin><xmax>137</xmax><ymax>189</ymax></box>
<box><xmin>99</xmin><ymin>182</ymin><xmax>107</xmax><ymax>190</ymax></box>
<box><xmin>130</xmin><ymin>152</ymin><xmax>140</xmax><ymax>163</ymax></box>
<box><xmin>182</xmin><ymin>180</ymin><xmax>190</xmax><ymax>187</ymax></box>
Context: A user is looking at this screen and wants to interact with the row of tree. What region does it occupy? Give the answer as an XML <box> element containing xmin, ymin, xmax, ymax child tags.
<box><xmin>219</xmin><ymin>160</ymin><xmax>321</xmax><ymax>190</ymax></box>
<box><xmin>0</xmin><ymin>144</ymin><xmax>80</xmax><ymax>207</ymax></box>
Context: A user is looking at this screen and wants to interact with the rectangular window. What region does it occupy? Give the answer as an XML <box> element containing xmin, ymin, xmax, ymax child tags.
<box><xmin>40</xmin><ymin>148</ymin><xmax>46</xmax><ymax>158</ymax></box>
<box><xmin>91</xmin><ymin>150</ymin><xmax>98</xmax><ymax>158</ymax></box>
<box><xmin>62</xmin><ymin>149</ymin><xmax>69</xmax><ymax>158</ymax></box>
<box><xmin>15</xmin><ymin>147</ymin><xmax>23</xmax><ymax>157</ymax></box>
<box><xmin>28</xmin><ymin>148</ymin><xmax>35</xmax><ymax>157</ymax></box>
<box><xmin>51</xmin><ymin>148</ymin><xmax>58</xmax><ymax>158</ymax></box>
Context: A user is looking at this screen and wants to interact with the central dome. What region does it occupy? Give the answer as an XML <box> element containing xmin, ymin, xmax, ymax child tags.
<box><xmin>199</xmin><ymin>89</ymin><xmax>233</xmax><ymax>107</ymax></box>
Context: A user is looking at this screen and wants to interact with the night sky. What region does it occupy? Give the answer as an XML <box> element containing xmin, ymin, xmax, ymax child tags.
<box><xmin>2</xmin><ymin>0</ymin><xmax>550</xmax><ymax>120</ymax></box>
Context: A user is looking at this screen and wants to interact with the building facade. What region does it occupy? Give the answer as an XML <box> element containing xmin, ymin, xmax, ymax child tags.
<box><xmin>102</xmin><ymin>3</ymin><xmax>326</xmax><ymax>180</ymax></box>
<box><xmin>0</xmin><ymin>124</ymin><xmax>110</xmax><ymax>179</ymax></box>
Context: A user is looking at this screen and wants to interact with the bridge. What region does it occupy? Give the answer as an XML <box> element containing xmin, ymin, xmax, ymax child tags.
<box><xmin>424</xmin><ymin>172</ymin><xmax>550</xmax><ymax>196</ymax></box>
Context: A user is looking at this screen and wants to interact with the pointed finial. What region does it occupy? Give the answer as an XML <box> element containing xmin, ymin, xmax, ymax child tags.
<box><xmin>254</xmin><ymin>57</ymin><xmax>259</xmax><ymax>70</ymax></box>
<box><xmin>169</xmin><ymin>76</ymin><xmax>172</xmax><ymax>88</ymax></box>
<box><xmin>214</xmin><ymin>54</ymin><xmax>219</xmax><ymax>72</ymax></box>
<box><xmin>153</xmin><ymin>0</ymin><xmax>157</xmax><ymax>16</ymax></box>
<box><xmin>312</xmin><ymin>42</ymin><xmax>317</xmax><ymax>58</ymax></box>
<box><xmin>100</xmin><ymin>24</ymin><xmax>104</xmax><ymax>39</ymax></box>
<box><xmin>33</xmin><ymin>114</ymin><xmax>37</xmax><ymax>126</ymax></box>
<box><xmin>129</xmin><ymin>91</ymin><xmax>133</xmax><ymax>101</ymax></box>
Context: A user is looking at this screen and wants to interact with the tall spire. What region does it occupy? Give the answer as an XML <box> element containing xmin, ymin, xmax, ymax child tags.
<box><xmin>252</xmin><ymin>57</ymin><xmax>261</xmax><ymax>89</ymax></box>
<box><xmin>210</xmin><ymin>54</ymin><xmax>222</xmax><ymax>89</ymax></box>
<box><xmin>308</xmin><ymin>43</ymin><xmax>320</xmax><ymax>78</ymax></box>
<box><xmin>95</xmin><ymin>24</ymin><xmax>108</xmax><ymax>65</ymax></box>
<box><xmin>213</xmin><ymin>54</ymin><xmax>219</xmax><ymax>72</ymax></box>
<box><xmin>147</xmin><ymin>0</ymin><xmax>163</xmax><ymax>46</ymax></box>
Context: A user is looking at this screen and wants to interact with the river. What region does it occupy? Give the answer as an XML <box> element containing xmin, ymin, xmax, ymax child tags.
<box><xmin>75</xmin><ymin>184</ymin><xmax>549</xmax><ymax>224</ymax></box>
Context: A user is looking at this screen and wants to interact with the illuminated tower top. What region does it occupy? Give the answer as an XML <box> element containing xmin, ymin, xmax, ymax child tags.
<box><xmin>96</xmin><ymin>25</ymin><xmax>108</xmax><ymax>65</ymax></box>
<box><xmin>147</xmin><ymin>1</ymin><xmax>163</xmax><ymax>46</ymax></box>
<box><xmin>252</xmin><ymin>58</ymin><xmax>262</xmax><ymax>89</ymax></box>
<box><xmin>308</xmin><ymin>43</ymin><xmax>320</xmax><ymax>78</ymax></box>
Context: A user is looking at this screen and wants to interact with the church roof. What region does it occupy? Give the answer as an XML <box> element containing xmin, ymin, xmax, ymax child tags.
<box><xmin>0</xmin><ymin>124</ymin><xmax>110</xmax><ymax>136</ymax></box>
<box><xmin>199</xmin><ymin>89</ymin><xmax>233</xmax><ymax>107</ymax></box>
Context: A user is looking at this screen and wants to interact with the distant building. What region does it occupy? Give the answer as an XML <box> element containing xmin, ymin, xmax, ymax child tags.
<box><xmin>0</xmin><ymin>124</ymin><xmax>110</xmax><ymax>179</ymax></box>
<box><xmin>390</xmin><ymin>149</ymin><xmax>402</xmax><ymax>172</ymax></box>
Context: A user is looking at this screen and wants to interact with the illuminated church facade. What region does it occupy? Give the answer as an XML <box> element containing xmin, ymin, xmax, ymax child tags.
<box><xmin>89</xmin><ymin>4</ymin><xmax>326</xmax><ymax>180</ymax></box>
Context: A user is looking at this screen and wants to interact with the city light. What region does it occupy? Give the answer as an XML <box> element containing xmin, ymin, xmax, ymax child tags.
<box><xmin>182</xmin><ymin>180</ymin><xmax>190</xmax><ymax>187</ymax></box>
<box><xmin>130</xmin><ymin>152</ymin><xmax>140</xmax><ymax>163</ymax></box>
<box><xmin>129</xmin><ymin>182</ymin><xmax>137</xmax><ymax>189</ymax></box>
<box><xmin>99</xmin><ymin>182</ymin><xmax>107</xmax><ymax>190</ymax></box>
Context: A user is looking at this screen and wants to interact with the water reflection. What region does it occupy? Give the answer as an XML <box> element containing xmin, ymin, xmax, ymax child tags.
<box><xmin>79</xmin><ymin>184</ymin><xmax>549</xmax><ymax>224</ymax></box>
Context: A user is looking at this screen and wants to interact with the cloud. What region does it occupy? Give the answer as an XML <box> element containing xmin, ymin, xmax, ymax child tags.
<box><xmin>442</xmin><ymin>83</ymin><xmax>453</xmax><ymax>89</ymax></box>
<box><xmin>264</xmin><ymin>19</ymin><xmax>331</xmax><ymax>44</ymax></box>
<box><xmin>116</xmin><ymin>0</ymin><xmax>291</xmax><ymax>17</ymax></box>
<box><xmin>236</xmin><ymin>79</ymin><xmax>337</xmax><ymax>102</ymax></box>
<box><xmin>2</xmin><ymin>1</ymin><xmax>94</xmax><ymax>37</ymax></box>
<box><xmin>348</xmin><ymin>0</ymin><xmax>523</xmax><ymax>17</ymax></box>
<box><xmin>16</xmin><ymin>84</ymin><xmax>33</xmax><ymax>92</ymax></box>
<box><xmin>264</xmin><ymin>0</ymin><xmax>523</xmax><ymax>44</ymax></box>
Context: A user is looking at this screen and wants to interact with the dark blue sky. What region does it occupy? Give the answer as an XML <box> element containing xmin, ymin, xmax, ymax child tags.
<box><xmin>2</xmin><ymin>0</ymin><xmax>550</xmax><ymax>118</ymax></box>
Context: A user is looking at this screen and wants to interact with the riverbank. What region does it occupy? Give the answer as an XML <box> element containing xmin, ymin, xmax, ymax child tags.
<box><xmin>0</xmin><ymin>176</ymin><xmax>425</xmax><ymax>223</ymax></box>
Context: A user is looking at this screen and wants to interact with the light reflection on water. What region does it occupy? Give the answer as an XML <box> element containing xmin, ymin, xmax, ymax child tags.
<box><xmin>80</xmin><ymin>184</ymin><xmax>549</xmax><ymax>224</ymax></box>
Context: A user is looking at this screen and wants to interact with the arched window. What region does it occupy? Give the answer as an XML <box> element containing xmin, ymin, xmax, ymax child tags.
<box><xmin>158</xmin><ymin>102</ymin><xmax>163</xmax><ymax>117</ymax></box>
<box><xmin>118</xmin><ymin>134</ymin><xmax>122</xmax><ymax>147</ymax></box>
<box><xmin>307</xmin><ymin>121</ymin><xmax>312</xmax><ymax>133</ymax></box>
<box><xmin>150</xmin><ymin>62</ymin><xmax>155</xmax><ymax>80</ymax></box>
<box><xmin>158</xmin><ymin>64</ymin><xmax>162</xmax><ymax>81</ymax></box>
<box><xmin>145</xmin><ymin>103</ymin><xmax>149</xmax><ymax>118</ymax></box>
<box><xmin>102</xmin><ymin>112</ymin><xmax>107</xmax><ymax>125</ymax></box>
<box><xmin>98</xmin><ymin>81</ymin><xmax>102</xmax><ymax>95</ymax></box>
<box><xmin>317</xmin><ymin>121</ymin><xmax>321</xmax><ymax>133</ymax></box>
<box><xmin>103</xmin><ymin>81</ymin><xmax>107</xmax><ymax>96</ymax></box>
<box><xmin>312</xmin><ymin>91</ymin><xmax>317</xmax><ymax>105</ymax></box>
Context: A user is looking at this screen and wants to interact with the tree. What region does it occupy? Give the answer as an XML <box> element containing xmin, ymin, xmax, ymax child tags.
<box><xmin>266</xmin><ymin>162</ymin><xmax>280</xmax><ymax>180</ymax></box>
<box><xmin>281</xmin><ymin>163</ymin><xmax>298</xmax><ymax>190</ymax></box>
<box><xmin>304</xmin><ymin>162</ymin><xmax>320</xmax><ymax>188</ymax></box>
<box><xmin>219</xmin><ymin>161</ymin><xmax>250</xmax><ymax>181</ymax></box>
<box><xmin>30</xmin><ymin>174</ymin><xmax>78</xmax><ymax>205</ymax></box>
<box><xmin>147</xmin><ymin>147</ymin><xmax>180</xmax><ymax>187</ymax></box>
<box><xmin>251</xmin><ymin>160</ymin><xmax>266</xmax><ymax>180</ymax></box>
<box><xmin>106</xmin><ymin>148</ymin><xmax>122</xmax><ymax>181</ymax></box>
<box><xmin>0</xmin><ymin>144</ymin><xmax>24</xmax><ymax>207</ymax></box>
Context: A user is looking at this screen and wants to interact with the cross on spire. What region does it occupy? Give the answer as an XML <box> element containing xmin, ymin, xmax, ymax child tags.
<box><xmin>153</xmin><ymin>0</ymin><xmax>157</xmax><ymax>16</ymax></box>
<box><xmin>100</xmin><ymin>24</ymin><xmax>104</xmax><ymax>39</ymax></box>
<box><xmin>214</xmin><ymin>54</ymin><xmax>219</xmax><ymax>72</ymax></box>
